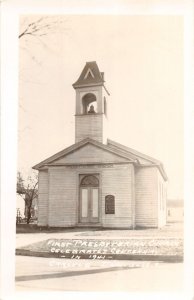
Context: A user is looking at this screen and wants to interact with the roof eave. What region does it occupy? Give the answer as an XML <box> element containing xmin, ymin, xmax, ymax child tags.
<box><xmin>107</xmin><ymin>139</ymin><xmax>168</xmax><ymax>181</ymax></box>
<box><xmin>103</xmin><ymin>84</ymin><xmax>110</xmax><ymax>96</ymax></box>
<box><xmin>158</xmin><ymin>164</ymin><xmax>168</xmax><ymax>181</ymax></box>
<box><xmin>72</xmin><ymin>81</ymin><xmax>104</xmax><ymax>89</ymax></box>
<box><xmin>107</xmin><ymin>139</ymin><xmax>161</xmax><ymax>164</ymax></box>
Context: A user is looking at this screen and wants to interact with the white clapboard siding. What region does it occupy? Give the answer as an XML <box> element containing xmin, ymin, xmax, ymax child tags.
<box><xmin>101</xmin><ymin>164</ymin><xmax>133</xmax><ymax>228</ymax></box>
<box><xmin>37</xmin><ymin>170</ymin><xmax>48</xmax><ymax>226</ymax></box>
<box><xmin>37</xmin><ymin>163</ymin><xmax>165</xmax><ymax>228</ymax></box>
<box><xmin>55</xmin><ymin>144</ymin><xmax>128</xmax><ymax>164</ymax></box>
<box><xmin>135</xmin><ymin>167</ymin><xmax>158</xmax><ymax>227</ymax></box>
<box><xmin>48</xmin><ymin>168</ymin><xmax>77</xmax><ymax>227</ymax></box>
<box><xmin>75</xmin><ymin>114</ymin><xmax>105</xmax><ymax>143</ymax></box>
<box><xmin>157</xmin><ymin>169</ymin><xmax>167</xmax><ymax>227</ymax></box>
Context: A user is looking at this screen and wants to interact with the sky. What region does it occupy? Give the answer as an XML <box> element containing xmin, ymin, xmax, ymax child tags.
<box><xmin>19</xmin><ymin>15</ymin><xmax>183</xmax><ymax>199</ymax></box>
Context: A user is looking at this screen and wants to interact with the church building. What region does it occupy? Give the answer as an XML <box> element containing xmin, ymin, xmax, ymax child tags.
<box><xmin>33</xmin><ymin>61</ymin><xmax>167</xmax><ymax>228</ymax></box>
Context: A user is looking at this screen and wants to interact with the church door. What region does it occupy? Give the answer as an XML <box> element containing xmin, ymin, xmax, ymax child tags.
<box><xmin>79</xmin><ymin>175</ymin><xmax>99</xmax><ymax>223</ymax></box>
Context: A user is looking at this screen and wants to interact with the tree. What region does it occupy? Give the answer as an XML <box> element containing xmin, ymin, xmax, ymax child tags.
<box><xmin>18</xmin><ymin>16</ymin><xmax>68</xmax><ymax>139</ymax></box>
<box><xmin>17</xmin><ymin>171</ymin><xmax>25</xmax><ymax>194</ymax></box>
<box><xmin>19</xmin><ymin>16</ymin><xmax>67</xmax><ymax>39</ymax></box>
<box><xmin>18</xmin><ymin>16</ymin><xmax>67</xmax><ymax>220</ymax></box>
<box><xmin>17</xmin><ymin>171</ymin><xmax>38</xmax><ymax>224</ymax></box>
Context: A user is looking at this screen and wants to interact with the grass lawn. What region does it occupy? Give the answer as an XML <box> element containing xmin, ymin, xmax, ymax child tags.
<box><xmin>16</xmin><ymin>221</ymin><xmax>183</xmax><ymax>260</ymax></box>
<box><xmin>16</xmin><ymin>221</ymin><xmax>183</xmax><ymax>239</ymax></box>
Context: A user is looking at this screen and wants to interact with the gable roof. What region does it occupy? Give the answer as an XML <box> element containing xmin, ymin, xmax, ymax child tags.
<box><xmin>107</xmin><ymin>139</ymin><xmax>161</xmax><ymax>164</ymax></box>
<box><xmin>32</xmin><ymin>138</ymin><xmax>137</xmax><ymax>170</ymax></box>
<box><xmin>72</xmin><ymin>61</ymin><xmax>105</xmax><ymax>88</ymax></box>
<box><xmin>33</xmin><ymin>137</ymin><xmax>167</xmax><ymax>181</ymax></box>
<box><xmin>107</xmin><ymin>139</ymin><xmax>168</xmax><ymax>181</ymax></box>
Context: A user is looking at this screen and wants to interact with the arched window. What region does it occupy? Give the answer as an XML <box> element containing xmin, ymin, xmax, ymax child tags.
<box><xmin>82</xmin><ymin>93</ymin><xmax>97</xmax><ymax>114</ymax></box>
<box><xmin>80</xmin><ymin>175</ymin><xmax>99</xmax><ymax>187</ymax></box>
<box><xmin>105</xmin><ymin>195</ymin><xmax>115</xmax><ymax>214</ymax></box>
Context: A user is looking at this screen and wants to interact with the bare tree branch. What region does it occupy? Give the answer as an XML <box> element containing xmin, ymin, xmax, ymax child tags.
<box><xmin>17</xmin><ymin>171</ymin><xmax>38</xmax><ymax>223</ymax></box>
<box><xmin>19</xmin><ymin>16</ymin><xmax>67</xmax><ymax>39</ymax></box>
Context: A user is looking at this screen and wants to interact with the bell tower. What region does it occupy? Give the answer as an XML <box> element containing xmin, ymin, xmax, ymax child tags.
<box><xmin>73</xmin><ymin>61</ymin><xmax>109</xmax><ymax>144</ymax></box>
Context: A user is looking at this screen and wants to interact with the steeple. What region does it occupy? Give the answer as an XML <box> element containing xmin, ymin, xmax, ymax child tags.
<box><xmin>73</xmin><ymin>62</ymin><xmax>109</xmax><ymax>143</ymax></box>
<box><xmin>73</xmin><ymin>61</ymin><xmax>105</xmax><ymax>88</ymax></box>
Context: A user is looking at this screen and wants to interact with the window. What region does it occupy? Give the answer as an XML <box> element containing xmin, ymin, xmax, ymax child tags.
<box><xmin>80</xmin><ymin>175</ymin><xmax>99</xmax><ymax>187</ymax></box>
<box><xmin>105</xmin><ymin>195</ymin><xmax>115</xmax><ymax>214</ymax></box>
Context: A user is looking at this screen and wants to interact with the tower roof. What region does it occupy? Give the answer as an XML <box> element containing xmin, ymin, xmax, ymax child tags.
<box><xmin>73</xmin><ymin>61</ymin><xmax>105</xmax><ymax>88</ymax></box>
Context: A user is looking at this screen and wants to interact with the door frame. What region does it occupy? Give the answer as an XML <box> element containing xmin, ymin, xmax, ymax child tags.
<box><xmin>78</xmin><ymin>173</ymin><xmax>100</xmax><ymax>224</ymax></box>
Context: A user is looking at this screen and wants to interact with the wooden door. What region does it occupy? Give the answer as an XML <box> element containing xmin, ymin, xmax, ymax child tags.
<box><xmin>79</xmin><ymin>175</ymin><xmax>99</xmax><ymax>224</ymax></box>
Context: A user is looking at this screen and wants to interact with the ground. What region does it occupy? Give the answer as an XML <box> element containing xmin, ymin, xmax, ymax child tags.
<box><xmin>15</xmin><ymin>221</ymin><xmax>183</xmax><ymax>292</ymax></box>
<box><xmin>15</xmin><ymin>256</ymin><xmax>183</xmax><ymax>292</ymax></box>
<box><xmin>16</xmin><ymin>221</ymin><xmax>183</xmax><ymax>246</ymax></box>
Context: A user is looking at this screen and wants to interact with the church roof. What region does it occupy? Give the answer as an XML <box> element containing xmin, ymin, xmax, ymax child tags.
<box><xmin>32</xmin><ymin>138</ymin><xmax>136</xmax><ymax>170</ymax></box>
<box><xmin>33</xmin><ymin>137</ymin><xmax>167</xmax><ymax>181</ymax></box>
<box><xmin>107</xmin><ymin>139</ymin><xmax>161</xmax><ymax>164</ymax></box>
<box><xmin>107</xmin><ymin>139</ymin><xmax>168</xmax><ymax>181</ymax></box>
<box><xmin>72</xmin><ymin>61</ymin><xmax>105</xmax><ymax>88</ymax></box>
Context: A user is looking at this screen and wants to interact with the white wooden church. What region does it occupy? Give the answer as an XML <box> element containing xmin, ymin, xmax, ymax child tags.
<box><xmin>33</xmin><ymin>61</ymin><xmax>167</xmax><ymax>228</ymax></box>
